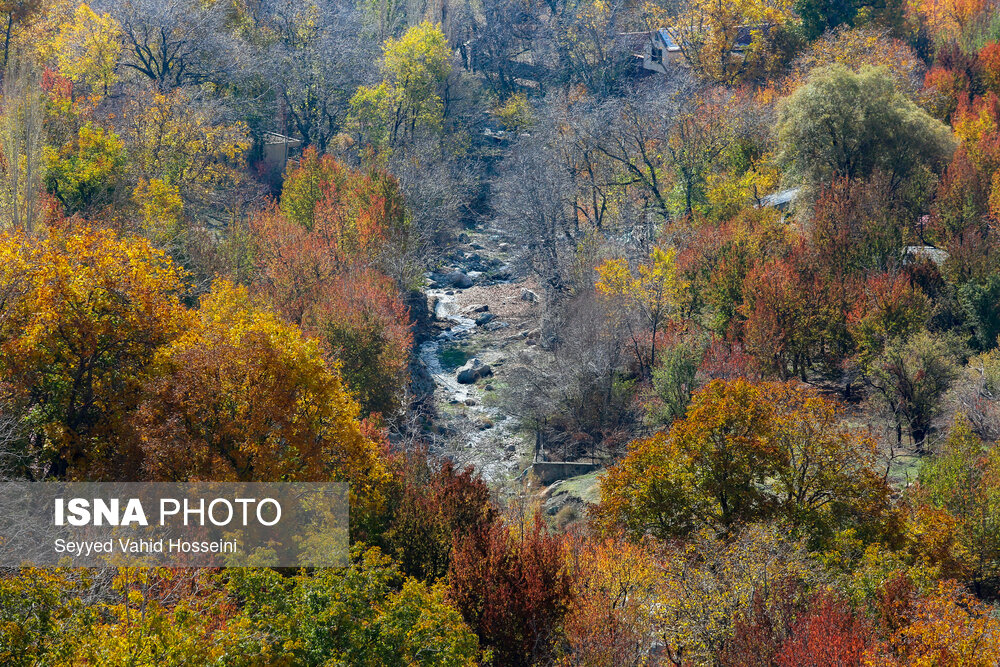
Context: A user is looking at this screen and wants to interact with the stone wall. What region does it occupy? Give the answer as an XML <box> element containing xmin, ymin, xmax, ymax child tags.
<box><xmin>531</xmin><ymin>462</ymin><xmax>600</xmax><ymax>485</ymax></box>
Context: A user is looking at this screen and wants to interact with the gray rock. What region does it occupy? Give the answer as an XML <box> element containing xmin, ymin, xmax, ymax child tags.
<box><xmin>493</xmin><ymin>265</ymin><xmax>513</xmax><ymax>280</ymax></box>
<box><xmin>520</xmin><ymin>288</ymin><xmax>539</xmax><ymax>303</ymax></box>
<box><xmin>444</xmin><ymin>271</ymin><xmax>473</xmax><ymax>289</ymax></box>
<box><xmin>456</xmin><ymin>358</ymin><xmax>493</xmax><ymax>384</ymax></box>
<box><xmin>475</xmin><ymin>312</ymin><xmax>496</xmax><ymax>326</ymax></box>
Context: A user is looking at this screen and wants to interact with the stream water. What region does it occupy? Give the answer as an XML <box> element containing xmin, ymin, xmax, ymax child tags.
<box><xmin>416</xmin><ymin>289</ymin><xmax>522</xmax><ymax>483</ymax></box>
<box><xmin>417</xmin><ymin>290</ymin><xmax>476</xmax><ymax>402</ymax></box>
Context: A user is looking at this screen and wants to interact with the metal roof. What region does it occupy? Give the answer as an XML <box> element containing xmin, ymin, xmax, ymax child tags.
<box><xmin>657</xmin><ymin>28</ymin><xmax>682</xmax><ymax>51</ymax></box>
<box><xmin>760</xmin><ymin>188</ymin><xmax>800</xmax><ymax>208</ymax></box>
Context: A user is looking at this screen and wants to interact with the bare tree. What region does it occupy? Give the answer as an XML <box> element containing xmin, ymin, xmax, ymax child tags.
<box><xmin>552</xmin><ymin>0</ymin><xmax>635</xmax><ymax>98</ymax></box>
<box><xmin>494</xmin><ymin>126</ymin><xmax>578</xmax><ymax>301</ymax></box>
<box><xmin>955</xmin><ymin>352</ymin><xmax>1000</xmax><ymax>442</ymax></box>
<box><xmin>463</xmin><ymin>0</ymin><xmax>544</xmax><ymax>97</ymax></box>
<box><xmin>494</xmin><ymin>82</ymin><xmax>687</xmax><ymax>299</ymax></box>
<box><xmin>103</xmin><ymin>0</ymin><xmax>243</xmax><ymax>90</ymax></box>
<box><xmin>360</xmin><ymin>0</ymin><xmax>407</xmax><ymax>42</ymax></box>
<box><xmin>500</xmin><ymin>291</ymin><xmax>636</xmax><ymax>463</ymax></box>
<box><xmin>0</xmin><ymin>51</ymin><xmax>42</xmax><ymax>233</ymax></box>
<box><xmin>262</xmin><ymin>0</ymin><xmax>375</xmax><ymax>151</ymax></box>
<box><xmin>384</xmin><ymin>137</ymin><xmax>477</xmax><ymax>267</ymax></box>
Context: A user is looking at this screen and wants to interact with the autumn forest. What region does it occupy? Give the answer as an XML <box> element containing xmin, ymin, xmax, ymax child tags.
<box><xmin>3</xmin><ymin>0</ymin><xmax>1000</xmax><ymax>664</ymax></box>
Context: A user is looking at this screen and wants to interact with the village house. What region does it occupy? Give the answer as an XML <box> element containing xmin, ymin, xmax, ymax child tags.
<box><xmin>623</xmin><ymin>25</ymin><xmax>770</xmax><ymax>75</ymax></box>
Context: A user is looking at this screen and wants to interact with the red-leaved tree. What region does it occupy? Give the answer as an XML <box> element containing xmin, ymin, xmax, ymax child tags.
<box><xmin>448</xmin><ymin>516</ymin><xmax>573</xmax><ymax>667</ymax></box>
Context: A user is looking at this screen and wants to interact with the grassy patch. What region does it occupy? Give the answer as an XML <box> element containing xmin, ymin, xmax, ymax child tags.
<box><xmin>480</xmin><ymin>381</ymin><xmax>508</xmax><ymax>407</ymax></box>
<box><xmin>551</xmin><ymin>470</ymin><xmax>604</xmax><ymax>505</ymax></box>
<box><xmin>888</xmin><ymin>453</ymin><xmax>923</xmax><ymax>489</ymax></box>
<box><xmin>438</xmin><ymin>344</ymin><xmax>472</xmax><ymax>370</ymax></box>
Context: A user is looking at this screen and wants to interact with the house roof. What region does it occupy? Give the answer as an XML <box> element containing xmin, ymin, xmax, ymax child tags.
<box><xmin>657</xmin><ymin>28</ymin><xmax>682</xmax><ymax>51</ymax></box>
<box><xmin>733</xmin><ymin>26</ymin><xmax>757</xmax><ymax>49</ymax></box>
<box><xmin>263</xmin><ymin>131</ymin><xmax>301</xmax><ymax>146</ymax></box>
<box><xmin>618</xmin><ymin>31</ymin><xmax>654</xmax><ymax>57</ymax></box>
<box><xmin>760</xmin><ymin>187</ymin><xmax>800</xmax><ymax>208</ymax></box>
<box><xmin>903</xmin><ymin>245</ymin><xmax>950</xmax><ymax>266</ymax></box>
<box><xmin>654</xmin><ymin>24</ymin><xmax>774</xmax><ymax>52</ymax></box>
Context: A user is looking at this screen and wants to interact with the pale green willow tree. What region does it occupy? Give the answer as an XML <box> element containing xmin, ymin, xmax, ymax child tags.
<box><xmin>776</xmin><ymin>64</ymin><xmax>955</xmax><ymax>193</ymax></box>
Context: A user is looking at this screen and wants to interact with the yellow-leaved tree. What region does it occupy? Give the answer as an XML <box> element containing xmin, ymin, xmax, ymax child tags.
<box><xmin>124</xmin><ymin>89</ymin><xmax>250</xmax><ymax>206</ymax></box>
<box><xmin>52</xmin><ymin>3</ymin><xmax>122</xmax><ymax>96</ymax></box>
<box><xmin>132</xmin><ymin>177</ymin><xmax>184</xmax><ymax>245</ymax></box>
<box><xmin>563</xmin><ymin>534</ymin><xmax>669</xmax><ymax>664</ymax></box>
<box><xmin>348</xmin><ymin>21</ymin><xmax>451</xmax><ymax>153</ymax></box>
<box><xmin>597</xmin><ymin>379</ymin><xmax>896</xmax><ymax>547</ymax></box>
<box><xmin>596</xmin><ymin>245</ymin><xmax>686</xmax><ymax>379</ymax></box>
<box><xmin>656</xmin><ymin>0</ymin><xmax>797</xmax><ymax>85</ymax></box>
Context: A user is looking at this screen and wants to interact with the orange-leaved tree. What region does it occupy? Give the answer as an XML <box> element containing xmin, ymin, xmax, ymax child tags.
<box><xmin>561</xmin><ymin>534</ymin><xmax>666</xmax><ymax>665</ymax></box>
<box><xmin>135</xmin><ymin>281</ymin><xmax>391</xmax><ymax>507</ymax></box>
<box><xmin>252</xmin><ymin>149</ymin><xmax>414</xmax><ymax>417</ymax></box>
<box><xmin>906</xmin><ymin>0</ymin><xmax>991</xmax><ymax>46</ymax></box>
<box><xmin>597</xmin><ymin>379</ymin><xmax>894</xmax><ymax>545</ymax></box>
<box><xmin>305</xmin><ymin>269</ymin><xmax>413</xmax><ymax>418</ymax></box>
<box><xmin>376</xmin><ymin>455</ymin><xmax>495</xmax><ymax>581</ymax></box>
<box><xmin>0</xmin><ymin>225</ymin><xmax>190</xmax><ymax>479</ymax></box>
<box><xmin>739</xmin><ymin>254</ymin><xmax>849</xmax><ymax>381</ymax></box>
<box><xmin>877</xmin><ymin>576</ymin><xmax>1000</xmax><ymax>664</ymax></box>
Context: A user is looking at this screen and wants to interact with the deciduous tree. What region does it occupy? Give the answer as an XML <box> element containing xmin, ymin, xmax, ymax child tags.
<box><xmin>667</xmin><ymin>0</ymin><xmax>798</xmax><ymax>85</ymax></box>
<box><xmin>349</xmin><ymin>22</ymin><xmax>452</xmax><ymax>151</ymax></box>
<box><xmin>596</xmin><ymin>245</ymin><xmax>686</xmax><ymax>379</ymax></box>
<box><xmin>0</xmin><ymin>52</ymin><xmax>43</xmax><ymax>232</ymax></box>
<box><xmin>43</xmin><ymin>121</ymin><xmax>125</xmax><ymax>213</ymax></box>
<box><xmin>378</xmin><ymin>455</ymin><xmax>495</xmax><ymax>581</ymax></box>
<box><xmin>52</xmin><ymin>3</ymin><xmax>122</xmax><ymax>95</ymax></box>
<box><xmin>0</xmin><ymin>225</ymin><xmax>189</xmax><ymax>478</ymax></box>
<box><xmin>562</xmin><ymin>534</ymin><xmax>666</xmax><ymax>666</ymax></box>
<box><xmin>867</xmin><ymin>329</ymin><xmax>961</xmax><ymax>450</ymax></box>
<box><xmin>911</xmin><ymin>417</ymin><xmax>1000</xmax><ymax>594</ymax></box>
<box><xmin>777</xmin><ymin>65</ymin><xmax>955</xmax><ymax>194</ymax></box>
<box><xmin>222</xmin><ymin>547</ymin><xmax>481</xmax><ymax>665</ymax></box>
<box><xmin>135</xmin><ymin>281</ymin><xmax>391</xmax><ymax>506</ymax></box>
<box><xmin>449</xmin><ymin>516</ymin><xmax>572</xmax><ymax>667</ymax></box>
<box><xmin>598</xmin><ymin>379</ymin><xmax>893</xmax><ymax>543</ymax></box>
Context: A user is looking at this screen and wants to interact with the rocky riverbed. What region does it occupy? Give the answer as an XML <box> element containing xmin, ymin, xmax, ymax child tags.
<box><xmin>402</xmin><ymin>226</ymin><xmax>548</xmax><ymax>477</ymax></box>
